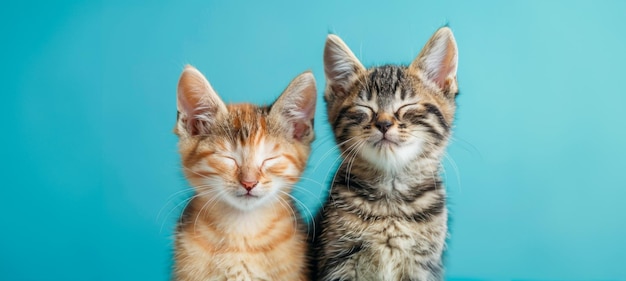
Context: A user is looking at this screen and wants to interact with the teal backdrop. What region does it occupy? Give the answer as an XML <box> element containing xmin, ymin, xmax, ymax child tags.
<box><xmin>2</xmin><ymin>1</ymin><xmax>625</xmax><ymax>280</ymax></box>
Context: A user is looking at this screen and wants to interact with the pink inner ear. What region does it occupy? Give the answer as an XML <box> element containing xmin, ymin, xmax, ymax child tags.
<box><xmin>293</xmin><ymin>122</ymin><xmax>310</xmax><ymax>141</ymax></box>
<box><xmin>434</xmin><ymin>45</ymin><xmax>457</xmax><ymax>89</ymax></box>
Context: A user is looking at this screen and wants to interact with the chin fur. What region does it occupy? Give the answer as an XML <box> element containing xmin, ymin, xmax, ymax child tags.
<box><xmin>360</xmin><ymin>139</ymin><xmax>425</xmax><ymax>172</ymax></box>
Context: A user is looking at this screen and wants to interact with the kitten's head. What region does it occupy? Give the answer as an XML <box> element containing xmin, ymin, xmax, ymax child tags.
<box><xmin>175</xmin><ymin>66</ymin><xmax>316</xmax><ymax>211</ymax></box>
<box><xmin>324</xmin><ymin>28</ymin><xmax>458</xmax><ymax>172</ymax></box>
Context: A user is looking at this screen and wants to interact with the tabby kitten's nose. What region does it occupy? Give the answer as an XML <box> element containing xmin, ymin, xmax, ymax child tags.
<box><xmin>375</xmin><ymin>119</ymin><xmax>393</xmax><ymax>133</ymax></box>
<box><xmin>240</xmin><ymin>180</ymin><xmax>259</xmax><ymax>191</ymax></box>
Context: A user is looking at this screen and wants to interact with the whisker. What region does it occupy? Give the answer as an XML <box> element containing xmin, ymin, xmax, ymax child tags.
<box><xmin>159</xmin><ymin>189</ymin><xmax>219</xmax><ymax>234</ymax></box>
<box><xmin>449</xmin><ymin>135</ymin><xmax>482</xmax><ymax>160</ymax></box>
<box><xmin>328</xmin><ymin>139</ymin><xmax>367</xmax><ymax>208</ymax></box>
<box><xmin>443</xmin><ymin>152</ymin><xmax>462</xmax><ymax>192</ymax></box>
<box><xmin>193</xmin><ymin>190</ymin><xmax>225</xmax><ymax>234</ymax></box>
<box><xmin>325</xmin><ymin>138</ymin><xmax>365</xmax><ymax>187</ymax></box>
<box><xmin>311</xmin><ymin>135</ymin><xmax>361</xmax><ymax>173</ymax></box>
<box><xmin>156</xmin><ymin>187</ymin><xmax>196</xmax><ymax>222</ymax></box>
<box><xmin>183</xmin><ymin>167</ymin><xmax>215</xmax><ymax>180</ymax></box>
<box><xmin>343</xmin><ymin>139</ymin><xmax>366</xmax><ymax>187</ymax></box>
<box><xmin>291</xmin><ymin>185</ymin><xmax>322</xmax><ymax>203</ymax></box>
<box><xmin>280</xmin><ymin>190</ymin><xmax>316</xmax><ymax>240</ymax></box>
<box><xmin>312</xmin><ymin>134</ymin><xmax>336</xmax><ymax>150</ymax></box>
<box><xmin>295</xmin><ymin>176</ymin><xmax>325</xmax><ymax>187</ymax></box>
<box><xmin>275</xmin><ymin>195</ymin><xmax>299</xmax><ymax>236</ymax></box>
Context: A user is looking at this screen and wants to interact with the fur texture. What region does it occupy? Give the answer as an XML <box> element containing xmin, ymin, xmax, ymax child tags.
<box><xmin>173</xmin><ymin>65</ymin><xmax>317</xmax><ymax>281</ymax></box>
<box><xmin>314</xmin><ymin>27</ymin><xmax>459</xmax><ymax>281</ymax></box>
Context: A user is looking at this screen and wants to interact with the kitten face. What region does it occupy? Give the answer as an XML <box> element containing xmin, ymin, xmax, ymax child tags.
<box><xmin>324</xmin><ymin>28</ymin><xmax>458</xmax><ymax>172</ymax></box>
<box><xmin>338</xmin><ymin>67</ymin><xmax>432</xmax><ymax>171</ymax></box>
<box><xmin>184</xmin><ymin>107</ymin><xmax>303</xmax><ymax>210</ymax></box>
<box><xmin>175</xmin><ymin>66</ymin><xmax>316</xmax><ymax>211</ymax></box>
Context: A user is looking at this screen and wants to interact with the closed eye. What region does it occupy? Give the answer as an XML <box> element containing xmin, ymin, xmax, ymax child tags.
<box><xmin>395</xmin><ymin>103</ymin><xmax>419</xmax><ymax>118</ymax></box>
<box><xmin>223</xmin><ymin>156</ymin><xmax>239</xmax><ymax>167</ymax></box>
<box><xmin>345</xmin><ymin>111</ymin><xmax>368</xmax><ymax>123</ymax></box>
<box><xmin>261</xmin><ymin>156</ymin><xmax>280</xmax><ymax>169</ymax></box>
<box><xmin>350</xmin><ymin>105</ymin><xmax>376</xmax><ymax>123</ymax></box>
<box><xmin>355</xmin><ymin>104</ymin><xmax>375</xmax><ymax>114</ymax></box>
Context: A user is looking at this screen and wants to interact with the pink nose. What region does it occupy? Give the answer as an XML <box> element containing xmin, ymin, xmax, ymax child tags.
<box><xmin>240</xmin><ymin>180</ymin><xmax>259</xmax><ymax>191</ymax></box>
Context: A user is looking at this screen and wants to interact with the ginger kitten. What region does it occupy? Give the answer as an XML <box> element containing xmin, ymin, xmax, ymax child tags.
<box><xmin>173</xmin><ymin>65</ymin><xmax>316</xmax><ymax>281</ymax></box>
<box><xmin>314</xmin><ymin>27</ymin><xmax>459</xmax><ymax>281</ymax></box>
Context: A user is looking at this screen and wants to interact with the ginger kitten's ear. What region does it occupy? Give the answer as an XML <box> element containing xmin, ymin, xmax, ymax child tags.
<box><xmin>323</xmin><ymin>34</ymin><xmax>365</xmax><ymax>101</ymax></box>
<box><xmin>410</xmin><ymin>27</ymin><xmax>459</xmax><ymax>97</ymax></box>
<box><xmin>270</xmin><ymin>71</ymin><xmax>317</xmax><ymax>143</ymax></box>
<box><xmin>176</xmin><ymin>65</ymin><xmax>227</xmax><ymax>136</ymax></box>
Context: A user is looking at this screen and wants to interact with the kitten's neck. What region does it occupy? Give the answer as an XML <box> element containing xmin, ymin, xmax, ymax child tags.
<box><xmin>341</xmin><ymin>154</ymin><xmax>442</xmax><ymax>184</ymax></box>
<box><xmin>189</xmin><ymin>195</ymin><xmax>292</xmax><ymax>235</ymax></box>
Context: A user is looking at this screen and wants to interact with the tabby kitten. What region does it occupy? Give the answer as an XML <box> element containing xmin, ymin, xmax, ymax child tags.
<box><xmin>314</xmin><ymin>27</ymin><xmax>459</xmax><ymax>281</ymax></box>
<box><xmin>173</xmin><ymin>65</ymin><xmax>316</xmax><ymax>281</ymax></box>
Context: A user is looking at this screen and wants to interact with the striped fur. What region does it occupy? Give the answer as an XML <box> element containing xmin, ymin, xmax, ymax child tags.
<box><xmin>314</xmin><ymin>28</ymin><xmax>459</xmax><ymax>281</ymax></box>
<box><xmin>173</xmin><ymin>66</ymin><xmax>317</xmax><ymax>281</ymax></box>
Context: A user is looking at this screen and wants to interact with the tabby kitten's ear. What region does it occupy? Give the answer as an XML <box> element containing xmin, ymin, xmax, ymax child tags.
<box><xmin>410</xmin><ymin>27</ymin><xmax>459</xmax><ymax>97</ymax></box>
<box><xmin>323</xmin><ymin>34</ymin><xmax>366</xmax><ymax>101</ymax></box>
<box><xmin>176</xmin><ymin>65</ymin><xmax>228</xmax><ymax>136</ymax></box>
<box><xmin>270</xmin><ymin>71</ymin><xmax>317</xmax><ymax>143</ymax></box>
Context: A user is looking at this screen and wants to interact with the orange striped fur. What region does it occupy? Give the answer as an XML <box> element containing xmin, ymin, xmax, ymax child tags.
<box><xmin>173</xmin><ymin>65</ymin><xmax>316</xmax><ymax>281</ymax></box>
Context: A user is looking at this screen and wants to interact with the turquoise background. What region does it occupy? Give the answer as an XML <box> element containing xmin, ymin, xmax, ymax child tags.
<box><xmin>2</xmin><ymin>0</ymin><xmax>625</xmax><ymax>280</ymax></box>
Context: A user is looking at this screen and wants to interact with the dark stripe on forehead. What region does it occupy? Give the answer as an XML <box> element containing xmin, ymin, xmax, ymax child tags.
<box><xmin>368</xmin><ymin>68</ymin><xmax>380</xmax><ymax>98</ymax></box>
<box><xmin>397</xmin><ymin>69</ymin><xmax>409</xmax><ymax>100</ymax></box>
<box><xmin>392</xmin><ymin>67</ymin><xmax>404</xmax><ymax>100</ymax></box>
<box><xmin>367</xmin><ymin>65</ymin><xmax>407</xmax><ymax>108</ymax></box>
<box><xmin>228</xmin><ymin>105</ymin><xmax>268</xmax><ymax>144</ymax></box>
<box><xmin>395</xmin><ymin>67</ymin><xmax>403</xmax><ymax>85</ymax></box>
